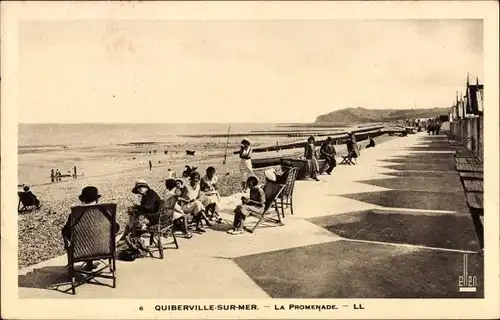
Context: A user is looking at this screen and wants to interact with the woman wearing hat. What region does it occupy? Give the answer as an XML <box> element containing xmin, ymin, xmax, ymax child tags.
<box><xmin>123</xmin><ymin>180</ymin><xmax>163</xmax><ymax>234</ymax></box>
<box><xmin>304</xmin><ymin>136</ymin><xmax>320</xmax><ymax>181</ymax></box>
<box><xmin>239</xmin><ymin>139</ymin><xmax>254</xmax><ymax>191</ymax></box>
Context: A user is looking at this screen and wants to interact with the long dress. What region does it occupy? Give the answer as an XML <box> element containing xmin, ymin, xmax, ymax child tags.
<box><xmin>304</xmin><ymin>143</ymin><xmax>319</xmax><ymax>173</ymax></box>
<box><xmin>346</xmin><ymin>138</ymin><xmax>358</xmax><ymax>158</ymax></box>
<box><xmin>199</xmin><ymin>174</ymin><xmax>220</xmax><ymax>210</ymax></box>
<box><xmin>239</xmin><ymin>147</ymin><xmax>254</xmax><ymax>183</ymax></box>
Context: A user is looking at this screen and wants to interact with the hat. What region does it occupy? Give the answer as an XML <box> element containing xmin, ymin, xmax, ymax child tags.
<box><xmin>264</xmin><ymin>169</ymin><xmax>277</xmax><ymax>182</ymax></box>
<box><xmin>132</xmin><ymin>179</ymin><xmax>149</xmax><ymax>194</ymax></box>
<box><xmin>79</xmin><ymin>186</ymin><xmax>101</xmax><ymax>203</ymax></box>
<box><xmin>241</xmin><ymin>139</ymin><xmax>251</xmax><ymax>146</ymax></box>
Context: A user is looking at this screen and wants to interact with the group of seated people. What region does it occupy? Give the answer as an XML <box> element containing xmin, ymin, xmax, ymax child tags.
<box><xmin>60</xmin><ymin>164</ymin><xmax>282</xmax><ymax>267</ymax></box>
<box><xmin>122</xmin><ymin>166</ymin><xmax>222</xmax><ymax>240</ymax></box>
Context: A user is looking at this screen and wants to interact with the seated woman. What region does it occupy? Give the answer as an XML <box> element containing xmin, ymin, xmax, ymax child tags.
<box><xmin>164</xmin><ymin>179</ymin><xmax>192</xmax><ymax>238</ymax></box>
<box><xmin>122</xmin><ymin>180</ymin><xmax>163</xmax><ymax>237</ymax></box>
<box><xmin>227</xmin><ymin>176</ymin><xmax>265</xmax><ymax>235</ymax></box>
<box><xmin>199</xmin><ymin>166</ymin><xmax>221</xmax><ymax>221</ymax></box>
<box><xmin>178</xmin><ymin>171</ymin><xmax>211</xmax><ymax>233</ymax></box>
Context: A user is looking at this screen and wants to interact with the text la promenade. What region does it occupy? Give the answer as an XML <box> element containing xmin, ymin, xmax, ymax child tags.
<box><xmin>154</xmin><ymin>304</ymin><xmax>364</xmax><ymax>312</ymax></box>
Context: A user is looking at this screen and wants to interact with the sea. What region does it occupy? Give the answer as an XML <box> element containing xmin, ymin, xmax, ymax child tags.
<box><xmin>18</xmin><ymin>123</ymin><xmax>283</xmax><ymax>149</ymax></box>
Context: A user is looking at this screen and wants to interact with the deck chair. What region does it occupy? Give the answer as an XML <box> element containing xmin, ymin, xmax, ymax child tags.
<box><xmin>66</xmin><ymin>203</ymin><xmax>117</xmax><ymax>295</ymax></box>
<box><xmin>244</xmin><ymin>183</ymin><xmax>286</xmax><ymax>234</ymax></box>
<box><xmin>134</xmin><ymin>197</ymin><xmax>179</xmax><ymax>259</ymax></box>
<box><xmin>275</xmin><ymin>167</ymin><xmax>299</xmax><ymax>218</ymax></box>
<box><xmin>18</xmin><ymin>191</ymin><xmax>41</xmax><ymax>213</ymax></box>
<box><xmin>339</xmin><ymin>151</ymin><xmax>356</xmax><ymax>165</ymax></box>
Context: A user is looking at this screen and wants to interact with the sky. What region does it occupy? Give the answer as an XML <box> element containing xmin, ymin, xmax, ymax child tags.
<box><xmin>18</xmin><ymin>19</ymin><xmax>483</xmax><ymax>123</ymax></box>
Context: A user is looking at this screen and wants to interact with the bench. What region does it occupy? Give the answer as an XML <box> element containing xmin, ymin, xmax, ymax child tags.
<box><xmin>456</xmin><ymin>163</ymin><xmax>483</xmax><ymax>173</ymax></box>
<box><xmin>460</xmin><ymin>174</ymin><xmax>483</xmax><ymax>250</ymax></box>
<box><xmin>459</xmin><ymin>172</ymin><xmax>483</xmax><ymax>180</ymax></box>
<box><xmin>280</xmin><ymin>158</ymin><xmax>327</xmax><ymax>180</ymax></box>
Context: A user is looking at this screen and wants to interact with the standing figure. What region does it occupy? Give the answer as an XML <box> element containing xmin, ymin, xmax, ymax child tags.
<box><xmin>73</xmin><ymin>166</ymin><xmax>77</xmax><ymax>179</ymax></box>
<box><xmin>149</xmin><ymin>160</ymin><xmax>152</xmax><ymax>171</ymax></box>
<box><xmin>55</xmin><ymin>169</ymin><xmax>61</xmax><ymax>181</ymax></box>
<box><xmin>239</xmin><ymin>139</ymin><xmax>254</xmax><ymax>191</ymax></box>
<box><xmin>346</xmin><ymin>133</ymin><xmax>358</xmax><ymax>164</ymax></box>
<box><xmin>304</xmin><ymin>136</ymin><xmax>320</xmax><ymax>181</ymax></box>
<box><xmin>50</xmin><ymin>169</ymin><xmax>55</xmax><ymax>183</ymax></box>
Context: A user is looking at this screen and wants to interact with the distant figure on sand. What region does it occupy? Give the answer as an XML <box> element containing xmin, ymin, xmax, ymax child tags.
<box><xmin>166</xmin><ymin>168</ymin><xmax>173</xmax><ymax>179</ymax></box>
<box><xmin>239</xmin><ymin>139</ymin><xmax>254</xmax><ymax>191</ymax></box>
<box><xmin>304</xmin><ymin>136</ymin><xmax>320</xmax><ymax>181</ymax></box>
<box><xmin>319</xmin><ymin>137</ymin><xmax>337</xmax><ymax>175</ymax></box>
<box><xmin>22</xmin><ymin>186</ymin><xmax>41</xmax><ymax>209</ymax></box>
<box><xmin>366</xmin><ymin>136</ymin><xmax>376</xmax><ymax>149</ymax></box>
<box><xmin>73</xmin><ymin>166</ymin><xmax>77</xmax><ymax>179</ymax></box>
<box><xmin>50</xmin><ymin>169</ymin><xmax>55</xmax><ymax>183</ymax></box>
<box><xmin>149</xmin><ymin>160</ymin><xmax>152</xmax><ymax>171</ymax></box>
<box><xmin>55</xmin><ymin>169</ymin><xmax>61</xmax><ymax>181</ymax></box>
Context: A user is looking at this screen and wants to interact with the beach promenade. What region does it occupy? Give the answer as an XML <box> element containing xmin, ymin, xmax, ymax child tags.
<box><xmin>18</xmin><ymin>132</ymin><xmax>483</xmax><ymax>299</ymax></box>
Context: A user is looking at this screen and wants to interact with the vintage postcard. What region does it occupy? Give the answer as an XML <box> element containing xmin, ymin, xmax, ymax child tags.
<box><xmin>1</xmin><ymin>1</ymin><xmax>499</xmax><ymax>319</ymax></box>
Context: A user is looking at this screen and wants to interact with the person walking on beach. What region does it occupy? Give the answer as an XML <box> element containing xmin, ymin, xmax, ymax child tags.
<box><xmin>55</xmin><ymin>169</ymin><xmax>61</xmax><ymax>181</ymax></box>
<box><xmin>50</xmin><ymin>169</ymin><xmax>55</xmax><ymax>183</ymax></box>
<box><xmin>239</xmin><ymin>139</ymin><xmax>254</xmax><ymax>191</ymax></box>
<box><xmin>319</xmin><ymin>137</ymin><xmax>336</xmax><ymax>175</ymax></box>
<box><xmin>304</xmin><ymin>136</ymin><xmax>320</xmax><ymax>181</ymax></box>
<box><xmin>149</xmin><ymin>160</ymin><xmax>152</xmax><ymax>171</ymax></box>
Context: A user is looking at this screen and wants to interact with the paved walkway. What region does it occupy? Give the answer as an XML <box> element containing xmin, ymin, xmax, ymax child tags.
<box><xmin>18</xmin><ymin>133</ymin><xmax>483</xmax><ymax>299</ymax></box>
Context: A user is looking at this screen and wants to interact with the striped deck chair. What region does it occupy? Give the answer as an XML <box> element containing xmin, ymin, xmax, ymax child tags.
<box><xmin>66</xmin><ymin>203</ymin><xmax>117</xmax><ymax>295</ymax></box>
<box><xmin>244</xmin><ymin>183</ymin><xmax>286</xmax><ymax>234</ymax></box>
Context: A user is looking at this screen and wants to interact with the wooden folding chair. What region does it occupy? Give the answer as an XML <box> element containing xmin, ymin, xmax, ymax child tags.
<box><xmin>66</xmin><ymin>203</ymin><xmax>117</xmax><ymax>295</ymax></box>
<box><xmin>339</xmin><ymin>152</ymin><xmax>355</xmax><ymax>165</ymax></box>
<box><xmin>244</xmin><ymin>184</ymin><xmax>286</xmax><ymax>234</ymax></box>
<box><xmin>17</xmin><ymin>192</ymin><xmax>40</xmax><ymax>213</ymax></box>
<box><xmin>275</xmin><ymin>167</ymin><xmax>299</xmax><ymax>218</ymax></box>
<box><xmin>134</xmin><ymin>197</ymin><xmax>179</xmax><ymax>259</ymax></box>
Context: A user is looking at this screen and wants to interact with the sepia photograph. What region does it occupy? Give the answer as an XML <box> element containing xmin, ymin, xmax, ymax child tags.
<box><xmin>1</xmin><ymin>1</ymin><xmax>499</xmax><ymax>319</ymax></box>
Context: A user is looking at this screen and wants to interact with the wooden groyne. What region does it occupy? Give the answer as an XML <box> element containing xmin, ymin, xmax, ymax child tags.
<box><xmin>232</xmin><ymin>125</ymin><xmax>390</xmax><ymax>154</ymax></box>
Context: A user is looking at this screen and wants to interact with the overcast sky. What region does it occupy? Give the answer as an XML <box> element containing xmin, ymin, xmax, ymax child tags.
<box><xmin>18</xmin><ymin>19</ymin><xmax>483</xmax><ymax>123</ymax></box>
